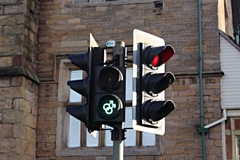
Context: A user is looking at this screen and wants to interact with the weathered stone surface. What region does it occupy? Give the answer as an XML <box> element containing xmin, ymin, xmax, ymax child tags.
<box><xmin>0</xmin><ymin>0</ymin><xmax>38</xmax><ymax>159</ymax></box>
<box><xmin>13</xmin><ymin>123</ymin><xmax>26</xmax><ymax>139</ymax></box>
<box><xmin>0</xmin><ymin>154</ymin><xmax>7</xmax><ymax>160</ymax></box>
<box><xmin>0</xmin><ymin>124</ymin><xmax>13</xmax><ymax>138</ymax></box>
<box><xmin>0</xmin><ymin>77</ymin><xmax>10</xmax><ymax>87</ymax></box>
<box><xmin>13</xmin><ymin>99</ymin><xmax>31</xmax><ymax>113</ymax></box>
<box><xmin>0</xmin><ymin>87</ymin><xmax>24</xmax><ymax>99</ymax></box>
<box><xmin>2</xmin><ymin>25</ymin><xmax>23</xmax><ymax>35</ymax></box>
<box><xmin>0</xmin><ymin>35</ymin><xmax>15</xmax><ymax>45</ymax></box>
<box><xmin>0</xmin><ymin>138</ymin><xmax>19</xmax><ymax>153</ymax></box>
<box><xmin>26</xmin><ymin>127</ymin><xmax>36</xmax><ymax>143</ymax></box>
<box><xmin>0</xmin><ymin>15</ymin><xmax>16</xmax><ymax>25</ymax></box>
<box><xmin>0</xmin><ymin>45</ymin><xmax>22</xmax><ymax>55</ymax></box>
<box><xmin>2</xmin><ymin>109</ymin><xmax>21</xmax><ymax>123</ymax></box>
<box><xmin>0</xmin><ymin>56</ymin><xmax>12</xmax><ymax>67</ymax></box>
<box><xmin>0</xmin><ymin>98</ymin><xmax>12</xmax><ymax>109</ymax></box>
<box><xmin>4</xmin><ymin>4</ymin><xmax>26</xmax><ymax>15</ymax></box>
<box><xmin>21</xmin><ymin>113</ymin><xmax>36</xmax><ymax>128</ymax></box>
<box><xmin>0</xmin><ymin>6</ymin><xmax>3</xmax><ymax>15</ymax></box>
<box><xmin>0</xmin><ymin>0</ymin><xmax>18</xmax><ymax>5</ymax></box>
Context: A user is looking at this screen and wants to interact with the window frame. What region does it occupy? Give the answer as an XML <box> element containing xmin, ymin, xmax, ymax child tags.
<box><xmin>56</xmin><ymin>58</ymin><xmax>163</xmax><ymax>157</ymax></box>
<box><xmin>235</xmin><ymin>135</ymin><xmax>240</xmax><ymax>160</ymax></box>
<box><xmin>230</xmin><ymin>118</ymin><xmax>240</xmax><ymax>160</ymax></box>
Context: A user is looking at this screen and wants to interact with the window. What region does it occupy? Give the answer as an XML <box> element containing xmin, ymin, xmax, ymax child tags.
<box><xmin>67</xmin><ymin>68</ymin><xmax>156</xmax><ymax>148</ymax></box>
<box><xmin>56</xmin><ymin>58</ymin><xmax>162</xmax><ymax>156</ymax></box>
<box><xmin>226</xmin><ymin>117</ymin><xmax>240</xmax><ymax>160</ymax></box>
<box><xmin>237</xmin><ymin>136</ymin><xmax>240</xmax><ymax>160</ymax></box>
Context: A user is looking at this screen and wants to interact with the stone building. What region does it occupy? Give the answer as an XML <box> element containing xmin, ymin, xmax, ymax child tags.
<box><xmin>0</xmin><ymin>0</ymin><xmax>239</xmax><ymax>159</ymax></box>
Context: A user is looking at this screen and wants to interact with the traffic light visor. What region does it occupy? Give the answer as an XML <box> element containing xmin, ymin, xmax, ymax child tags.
<box><xmin>66</xmin><ymin>104</ymin><xmax>87</xmax><ymax>124</ymax></box>
<box><xmin>143</xmin><ymin>100</ymin><xmax>175</xmax><ymax>123</ymax></box>
<box><xmin>145</xmin><ymin>45</ymin><xmax>175</xmax><ymax>67</ymax></box>
<box><xmin>151</xmin><ymin>100</ymin><xmax>175</xmax><ymax>121</ymax></box>
<box><xmin>151</xmin><ymin>72</ymin><xmax>175</xmax><ymax>94</ymax></box>
<box><xmin>144</xmin><ymin>72</ymin><xmax>175</xmax><ymax>95</ymax></box>
<box><xmin>68</xmin><ymin>51</ymin><xmax>89</xmax><ymax>71</ymax></box>
<box><xmin>158</xmin><ymin>45</ymin><xmax>175</xmax><ymax>66</ymax></box>
<box><xmin>67</xmin><ymin>79</ymin><xmax>88</xmax><ymax>97</ymax></box>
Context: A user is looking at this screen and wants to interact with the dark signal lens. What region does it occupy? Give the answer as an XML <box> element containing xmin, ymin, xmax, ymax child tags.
<box><xmin>98</xmin><ymin>67</ymin><xmax>123</xmax><ymax>92</ymax></box>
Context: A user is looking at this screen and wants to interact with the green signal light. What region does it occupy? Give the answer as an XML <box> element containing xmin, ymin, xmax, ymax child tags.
<box><xmin>97</xmin><ymin>95</ymin><xmax>121</xmax><ymax>120</ymax></box>
<box><xmin>103</xmin><ymin>100</ymin><xmax>116</xmax><ymax>115</ymax></box>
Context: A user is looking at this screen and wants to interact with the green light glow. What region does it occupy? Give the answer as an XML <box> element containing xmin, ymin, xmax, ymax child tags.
<box><xmin>97</xmin><ymin>95</ymin><xmax>121</xmax><ymax>120</ymax></box>
<box><xmin>103</xmin><ymin>100</ymin><xmax>116</xmax><ymax>115</ymax></box>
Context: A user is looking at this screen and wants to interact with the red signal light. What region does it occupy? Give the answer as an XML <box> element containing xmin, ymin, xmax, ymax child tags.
<box><xmin>160</xmin><ymin>45</ymin><xmax>174</xmax><ymax>65</ymax></box>
<box><xmin>143</xmin><ymin>45</ymin><xmax>175</xmax><ymax>67</ymax></box>
<box><xmin>150</xmin><ymin>45</ymin><xmax>175</xmax><ymax>67</ymax></box>
<box><xmin>151</xmin><ymin>55</ymin><xmax>159</xmax><ymax>67</ymax></box>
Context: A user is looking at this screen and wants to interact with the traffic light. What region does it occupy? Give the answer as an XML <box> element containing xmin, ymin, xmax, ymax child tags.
<box><xmin>94</xmin><ymin>44</ymin><xmax>126</xmax><ymax>128</ymax></box>
<box><xmin>132</xmin><ymin>29</ymin><xmax>176</xmax><ymax>135</ymax></box>
<box><xmin>66</xmin><ymin>34</ymin><xmax>103</xmax><ymax>132</ymax></box>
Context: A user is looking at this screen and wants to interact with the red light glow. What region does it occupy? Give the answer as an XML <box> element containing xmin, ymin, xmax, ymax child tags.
<box><xmin>151</xmin><ymin>46</ymin><xmax>174</xmax><ymax>67</ymax></box>
<box><xmin>151</xmin><ymin>55</ymin><xmax>160</xmax><ymax>67</ymax></box>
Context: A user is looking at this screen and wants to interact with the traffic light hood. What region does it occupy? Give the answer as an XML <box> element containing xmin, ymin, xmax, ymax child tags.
<box><xmin>144</xmin><ymin>72</ymin><xmax>175</xmax><ymax>96</ymax></box>
<box><xmin>144</xmin><ymin>45</ymin><xmax>175</xmax><ymax>68</ymax></box>
<box><xmin>143</xmin><ymin>100</ymin><xmax>175</xmax><ymax>123</ymax></box>
<box><xmin>66</xmin><ymin>105</ymin><xmax>87</xmax><ymax>125</ymax></box>
<box><xmin>67</xmin><ymin>79</ymin><xmax>88</xmax><ymax>97</ymax></box>
<box><xmin>68</xmin><ymin>51</ymin><xmax>89</xmax><ymax>71</ymax></box>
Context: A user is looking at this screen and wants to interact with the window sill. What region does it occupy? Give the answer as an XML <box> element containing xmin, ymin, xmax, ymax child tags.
<box><xmin>56</xmin><ymin>146</ymin><xmax>162</xmax><ymax>156</ymax></box>
<box><xmin>66</xmin><ymin>0</ymin><xmax>154</xmax><ymax>8</ymax></box>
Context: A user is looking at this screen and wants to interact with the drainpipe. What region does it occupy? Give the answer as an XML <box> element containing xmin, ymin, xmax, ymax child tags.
<box><xmin>204</xmin><ymin>110</ymin><xmax>227</xmax><ymax>160</ymax></box>
<box><xmin>204</xmin><ymin>109</ymin><xmax>227</xmax><ymax>129</ymax></box>
<box><xmin>197</xmin><ymin>0</ymin><xmax>208</xmax><ymax>160</ymax></box>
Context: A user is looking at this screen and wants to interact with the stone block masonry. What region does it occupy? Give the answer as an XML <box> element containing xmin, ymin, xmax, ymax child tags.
<box><xmin>0</xmin><ymin>0</ymin><xmax>38</xmax><ymax>74</ymax></box>
<box><xmin>0</xmin><ymin>0</ymin><xmax>39</xmax><ymax>159</ymax></box>
<box><xmin>0</xmin><ymin>76</ymin><xmax>38</xmax><ymax>160</ymax></box>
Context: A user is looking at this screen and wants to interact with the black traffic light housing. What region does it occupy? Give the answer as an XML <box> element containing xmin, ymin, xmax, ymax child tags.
<box><xmin>132</xmin><ymin>29</ymin><xmax>176</xmax><ymax>135</ymax></box>
<box><xmin>137</xmin><ymin>43</ymin><xmax>175</xmax><ymax>125</ymax></box>
<box><xmin>67</xmin><ymin>47</ymin><xmax>104</xmax><ymax>132</ymax></box>
<box><xmin>93</xmin><ymin>44</ymin><xmax>126</xmax><ymax>128</ymax></box>
<box><xmin>67</xmin><ymin>37</ymin><xmax>126</xmax><ymax>132</ymax></box>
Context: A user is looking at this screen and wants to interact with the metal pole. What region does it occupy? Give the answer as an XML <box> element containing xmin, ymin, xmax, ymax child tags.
<box><xmin>113</xmin><ymin>124</ymin><xmax>125</xmax><ymax>160</ymax></box>
<box><xmin>113</xmin><ymin>141</ymin><xmax>124</xmax><ymax>159</ymax></box>
<box><xmin>197</xmin><ymin>0</ymin><xmax>207</xmax><ymax>159</ymax></box>
<box><xmin>111</xmin><ymin>41</ymin><xmax>126</xmax><ymax>160</ymax></box>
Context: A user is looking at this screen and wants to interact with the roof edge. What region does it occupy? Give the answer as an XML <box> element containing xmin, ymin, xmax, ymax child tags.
<box><xmin>219</xmin><ymin>30</ymin><xmax>240</xmax><ymax>52</ymax></box>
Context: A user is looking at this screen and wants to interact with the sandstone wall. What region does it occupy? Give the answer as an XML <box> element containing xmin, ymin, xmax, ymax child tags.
<box><xmin>0</xmin><ymin>0</ymin><xmax>39</xmax><ymax>159</ymax></box>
